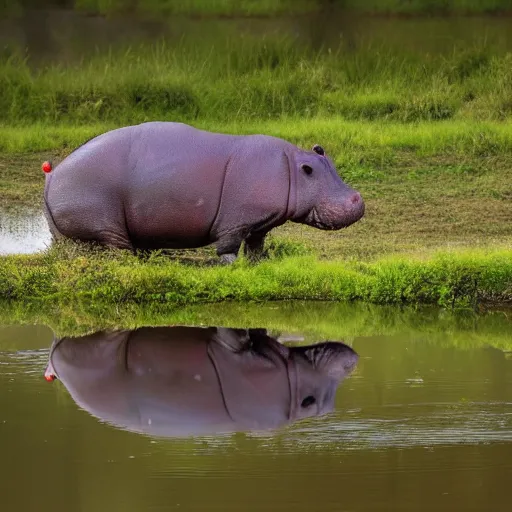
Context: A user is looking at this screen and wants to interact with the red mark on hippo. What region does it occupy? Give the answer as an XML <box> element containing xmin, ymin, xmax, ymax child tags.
<box><xmin>44</xmin><ymin>364</ymin><xmax>57</xmax><ymax>381</ymax></box>
<box><xmin>42</xmin><ymin>161</ymin><xmax>53</xmax><ymax>173</ymax></box>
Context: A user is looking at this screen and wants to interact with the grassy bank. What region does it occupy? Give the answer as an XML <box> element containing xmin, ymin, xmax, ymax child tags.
<box><xmin>0</xmin><ymin>245</ymin><xmax>510</xmax><ymax>307</ymax></box>
<box><xmin>2</xmin><ymin>42</ymin><xmax>512</xmax><ymax>125</ymax></box>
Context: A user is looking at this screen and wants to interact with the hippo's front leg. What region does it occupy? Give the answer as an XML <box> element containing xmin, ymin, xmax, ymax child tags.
<box><xmin>215</xmin><ymin>229</ymin><xmax>247</xmax><ymax>264</ymax></box>
<box><xmin>244</xmin><ymin>232</ymin><xmax>267</xmax><ymax>262</ymax></box>
<box><xmin>219</xmin><ymin>253</ymin><xmax>238</xmax><ymax>265</ymax></box>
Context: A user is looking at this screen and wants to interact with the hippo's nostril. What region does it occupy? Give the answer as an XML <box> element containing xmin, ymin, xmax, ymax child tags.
<box><xmin>351</xmin><ymin>193</ymin><xmax>361</xmax><ymax>204</ymax></box>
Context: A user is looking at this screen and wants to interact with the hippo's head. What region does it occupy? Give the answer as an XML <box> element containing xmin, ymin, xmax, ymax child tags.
<box><xmin>290</xmin><ymin>341</ymin><xmax>359</xmax><ymax>421</ymax></box>
<box><xmin>290</xmin><ymin>145</ymin><xmax>364</xmax><ymax>230</ymax></box>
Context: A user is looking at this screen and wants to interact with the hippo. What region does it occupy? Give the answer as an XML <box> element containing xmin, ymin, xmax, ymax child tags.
<box><xmin>43</xmin><ymin>122</ymin><xmax>364</xmax><ymax>263</ymax></box>
<box><xmin>44</xmin><ymin>325</ymin><xmax>359</xmax><ymax>437</ymax></box>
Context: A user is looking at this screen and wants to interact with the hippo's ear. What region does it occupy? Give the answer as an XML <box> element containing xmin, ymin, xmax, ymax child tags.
<box><xmin>294</xmin><ymin>341</ymin><xmax>358</xmax><ymax>380</ymax></box>
<box><xmin>312</xmin><ymin>144</ymin><xmax>325</xmax><ymax>156</ymax></box>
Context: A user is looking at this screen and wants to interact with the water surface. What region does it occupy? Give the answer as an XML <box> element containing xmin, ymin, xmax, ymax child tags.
<box><xmin>0</xmin><ymin>306</ymin><xmax>510</xmax><ymax>511</ymax></box>
<box><xmin>0</xmin><ymin>211</ymin><xmax>51</xmax><ymax>255</ymax></box>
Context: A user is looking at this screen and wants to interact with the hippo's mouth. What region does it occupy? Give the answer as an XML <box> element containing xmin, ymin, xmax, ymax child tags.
<box><xmin>303</xmin><ymin>207</ymin><xmax>361</xmax><ymax>231</ymax></box>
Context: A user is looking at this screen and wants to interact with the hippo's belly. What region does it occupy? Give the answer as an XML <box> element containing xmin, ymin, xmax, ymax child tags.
<box><xmin>125</xmin><ymin>187</ymin><xmax>218</xmax><ymax>249</ymax></box>
<box><xmin>123</xmin><ymin>123</ymin><xmax>236</xmax><ymax>248</ymax></box>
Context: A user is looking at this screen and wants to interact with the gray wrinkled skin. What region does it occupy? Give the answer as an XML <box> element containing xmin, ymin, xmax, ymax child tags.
<box><xmin>44</xmin><ymin>326</ymin><xmax>359</xmax><ymax>437</ymax></box>
<box><xmin>44</xmin><ymin>122</ymin><xmax>365</xmax><ymax>262</ymax></box>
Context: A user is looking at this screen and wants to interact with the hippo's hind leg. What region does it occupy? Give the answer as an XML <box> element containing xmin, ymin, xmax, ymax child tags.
<box><xmin>96</xmin><ymin>229</ymin><xmax>134</xmax><ymax>252</ymax></box>
<box><xmin>213</xmin><ymin>328</ymin><xmax>250</xmax><ymax>351</ymax></box>
<box><xmin>43</xmin><ymin>199</ymin><xmax>64</xmax><ymax>243</ymax></box>
<box><xmin>49</xmin><ymin>194</ymin><xmax>134</xmax><ymax>252</ymax></box>
<box><xmin>213</xmin><ymin>327</ymin><xmax>270</xmax><ymax>353</ymax></box>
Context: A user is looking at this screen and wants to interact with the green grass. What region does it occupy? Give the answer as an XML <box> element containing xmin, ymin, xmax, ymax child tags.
<box><xmin>0</xmin><ymin>244</ymin><xmax>510</xmax><ymax>308</ymax></box>
<box><xmin>2</xmin><ymin>41</ymin><xmax>512</xmax><ymax>125</ymax></box>
<box><xmin>3</xmin><ymin>118</ymin><xmax>512</xmax><ymax>156</ymax></box>
<box><xmin>1</xmin><ymin>33</ymin><xmax>511</xmax><ymax>308</ymax></box>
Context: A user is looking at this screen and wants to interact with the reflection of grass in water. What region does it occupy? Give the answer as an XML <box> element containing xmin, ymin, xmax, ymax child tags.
<box><xmin>2</xmin><ymin>40</ymin><xmax>512</xmax><ymax>125</ymax></box>
<box><xmin>0</xmin><ymin>299</ymin><xmax>511</xmax><ymax>351</ymax></box>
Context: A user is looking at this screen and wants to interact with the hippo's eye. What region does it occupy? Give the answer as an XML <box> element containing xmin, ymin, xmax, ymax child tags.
<box><xmin>301</xmin><ymin>164</ymin><xmax>313</xmax><ymax>175</ymax></box>
<box><xmin>301</xmin><ymin>395</ymin><xmax>316</xmax><ymax>408</ymax></box>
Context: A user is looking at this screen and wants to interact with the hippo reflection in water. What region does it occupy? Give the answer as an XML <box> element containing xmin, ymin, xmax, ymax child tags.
<box><xmin>45</xmin><ymin>326</ymin><xmax>358</xmax><ymax>437</ymax></box>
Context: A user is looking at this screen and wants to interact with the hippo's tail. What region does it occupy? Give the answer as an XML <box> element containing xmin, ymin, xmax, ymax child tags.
<box><xmin>44</xmin><ymin>334</ymin><xmax>62</xmax><ymax>382</ymax></box>
<box><xmin>42</xmin><ymin>161</ymin><xmax>52</xmax><ymax>174</ymax></box>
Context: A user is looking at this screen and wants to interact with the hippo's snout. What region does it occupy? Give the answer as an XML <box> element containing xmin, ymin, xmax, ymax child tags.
<box><xmin>351</xmin><ymin>191</ymin><xmax>363</xmax><ymax>205</ymax></box>
<box><xmin>306</xmin><ymin>191</ymin><xmax>365</xmax><ymax>231</ymax></box>
<box><xmin>344</xmin><ymin>192</ymin><xmax>365</xmax><ymax>226</ymax></box>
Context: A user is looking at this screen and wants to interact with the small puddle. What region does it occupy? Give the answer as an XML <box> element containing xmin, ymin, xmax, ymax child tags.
<box><xmin>0</xmin><ymin>211</ymin><xmax>52</xmax><ymax>255</ymax></box>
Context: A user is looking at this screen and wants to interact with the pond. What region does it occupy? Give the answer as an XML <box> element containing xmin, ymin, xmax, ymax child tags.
<box><xmin>0</xmin><ymin>303</ymin><xmax>510</xmax><ymax>511</ymax></box>
<box><xmin>0</xmin><ymin>211</ymin><xmax>51</xmax><ymax>255</ymax></box>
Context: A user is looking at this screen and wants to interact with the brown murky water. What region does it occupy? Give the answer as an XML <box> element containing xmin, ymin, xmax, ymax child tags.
<box><xmin>0</xmin><ymin>315</ymin><xmax>511</xmax><ymax>512</ymax></box>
